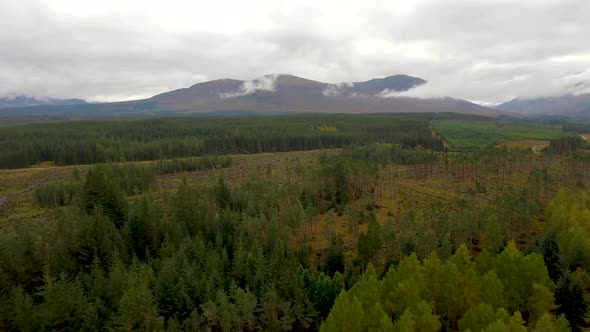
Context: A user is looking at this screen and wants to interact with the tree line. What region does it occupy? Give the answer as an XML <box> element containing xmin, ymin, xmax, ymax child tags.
<box><xmin>0</xmin><ymin>114</ymin><xmax>445</xmax><ymax>169</ymax></box>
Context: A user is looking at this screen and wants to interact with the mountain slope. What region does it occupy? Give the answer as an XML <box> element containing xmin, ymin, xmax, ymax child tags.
<box><xmin>0</xmin><ymin>74</ymin><xmax>496</xmax><ymax>121</ymax></box>
<box><xmin>146</xmin><ymin>74</ymin><xmax>492</xmax><ymax>115</ymax></box>
<box><xmin>496</xmin><ymin>94</ymin><xmax>590</xmax><ymax>116</ymax></box>
<box><xmin>349</xmin><ymin>75</ymin><xmax>427</xmax><ymax>95</ymax></box>
<box><xmin>0</xmin><ymin>96</ymin><xmax>87</xmax><ymax>109</ymax></box>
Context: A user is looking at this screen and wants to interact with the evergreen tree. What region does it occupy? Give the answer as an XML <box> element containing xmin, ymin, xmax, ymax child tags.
<box><xmin>8</xmin><ymin>287</ymin><xmax>40</xmax><ymax>332</ymax></box>
<box><xmin>358</xmin><ymin>217</ymin><xmax>383</xmax><ymax>265</ymax></box>
<box><xmin>37</xmin><ymin>276</ymin><xmax>97</xmax><ymax>331</ymax></box>
<box><xmin>83</xmin><ymin>167</ymin><xmax>128</xmax><ymax>228</ymax></box>
<box><xmin>541</xmin><ymin>231</ymin><xmax>563</xmax><ymax>283</ymax></box>
<box><xmin>555</xmin><ymin>273</ymin><xmax>588</xmax><ymax>329</ymax></box>
<box><xmin>115</xmin><ymin>264</ymin><xmax>164</xmax><ymax>331</ymax></box>
<box><xmin>215</xmin><ymin>176</ymin><xmax>232</xmax><ymax>211</ymax></box>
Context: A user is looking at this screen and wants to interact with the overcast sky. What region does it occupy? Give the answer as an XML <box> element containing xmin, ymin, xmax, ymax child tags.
<box><xmin>1</xmin><ymin>0</ymin><xmax>589</xmax><ymax>104</ymax></box>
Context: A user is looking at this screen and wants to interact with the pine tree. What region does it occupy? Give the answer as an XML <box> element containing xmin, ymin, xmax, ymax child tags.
<box><xmin>480</xmin><ymin>271</ymin><xmax>506</xmax><ymax>309</ymax></box>
<box><xmin>458</xmin><ymin>303</ymin><xmax>508</xmax><ymax>332</ymax></box>
<box><xmin>83</xmin><ymin>167</ymin><xmax>128</xmax><ymax>228</ymax></box>
<box><xmin>8</xmin><ymin>287</ymin><xmax>40</xmax><ymax>332</ymax></box>
<box><xmin>215</xmin><ymin>176</ymin><xmax>232</xmax><ymax>211</ymax></box>
<box><xmin>115</xmin><ymin>264</ymin><xmax>164</xmax><ymax>331</ymax></box>
<box><xmin>322</xmin><ymin>237</ymin><xmax>345</xmax><ymax>276</ymax></box>
<box><xmin>533</xmin><ymin>313</ymin><xmax>570</xmax><ymax>332</ymax></box>
<box><xmin>393</xmin><ymin>309</ymin><xmax>415</xmax><ymax>332</ymax></box>
<box><xmin>541</xmin><ymin>231</ymin><xmax>563</xmax><ymax>283</ymax></box>
<box><xmin>231</xmin><ymin>286</ymin><xmax>257</xmax><ymax>331</ymax></box>
<box><xmin>555</xmin><ymin>273</ymin><xmax>588</xmax><ymax>329</ymax></box>
<box><xmin>412</xmin><ymin>301</ymin><xmax>441</xmax><ymax>332</ymax></box>
<box><xmin>527</xmin><ymin>283</ymin><xmax>557</xmax><ymax>325</ymax></box>
<box><xmin>358</xmin><ymin>217</ymin><xmax>383</xmax><ymax>265</ymax></box>
<box><xmin>320</xmin><ymin>294</ymin><xmax>364</xmax><ymax>332</ymax></box>
<box><xmin>125</xmin><ymin>195</ymin><xmax>157</xmax><ymax>260</ymax></box>
<box><xmin>37</xmin><ymin>276</ymin><xmax>96</xmax><ymax>331</ymax></box>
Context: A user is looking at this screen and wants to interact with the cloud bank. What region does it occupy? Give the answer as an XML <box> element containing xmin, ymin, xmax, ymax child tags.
<box><xmin>0</xmin><ymin>0</ymin><xmax>589</xmax><ymax>104</ymax></box>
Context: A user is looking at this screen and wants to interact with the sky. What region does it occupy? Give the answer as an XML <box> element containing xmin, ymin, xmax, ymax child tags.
<box><xmin>0</xmin><ymin>0</ymin><xmax>589</xmax><ymax>105</ymax></box>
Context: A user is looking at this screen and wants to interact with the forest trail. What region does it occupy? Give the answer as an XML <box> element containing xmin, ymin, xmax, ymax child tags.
<box><xmin>0</xmin><ymin>168</ymin><xmax>61</xmax><ymax>211</ymax></box>
<box><xmin>532</xmin><ymin>144</ymin><xmax>548</xmax><ymax>154</ymax></box>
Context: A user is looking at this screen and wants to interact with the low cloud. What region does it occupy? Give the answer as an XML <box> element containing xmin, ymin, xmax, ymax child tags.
<box><xmin>322</xmin><ymin>82</ymin><xmax>355</xmax><ymax>96</ymax></box>
<box><xmin>321</xmin><ymin>86</ymin><xmax>340</xmax><ymax>97</ymax></box>
<box><xmin>381</xmin><ymin>67</ymin><xmax>590</xmax><ymax>105</ymax></box>
<box><xmin>219</xmin><ymin>75</ymin><xmax>278</xmax><ymax>98</ymax></box>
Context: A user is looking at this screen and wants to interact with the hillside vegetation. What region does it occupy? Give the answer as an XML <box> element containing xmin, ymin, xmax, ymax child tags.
<box><xmin>433</xmin><ymin>119</ymin><xmax>568</xmax><ymax>151</ymax></box>
<box><xmin>0</xmin><ymin>114</ymin><xmax>589</xmax><ymax>331</ymax></box>
<box><xmin>0</xmin><ymin>114</ymin><xmax>444</xmax><ymax>169</ymax></box>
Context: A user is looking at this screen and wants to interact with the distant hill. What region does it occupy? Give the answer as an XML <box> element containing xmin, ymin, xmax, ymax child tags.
<box><xmin>145</xmin><ymin>74</ymin><xmax>492</xmax><ymax>115</ymax></box>
<box><xmin>0</xmin><ymin>74</ymin><xmax>497</xmax><ymax>123</ymax></box>
<box><xmin>0</xmin><ymin>96</ymin><xmax>87</xmax><ymax>109</ymax></box>
<box><xmin>496</xmin><ymin>94</ymin><xmax>590</xmax><ymax>117</ymax></box>
<box><xmin>346</xmin><ymin>75</ymin><xmax>427</xmax><ymax>95</ymax></box>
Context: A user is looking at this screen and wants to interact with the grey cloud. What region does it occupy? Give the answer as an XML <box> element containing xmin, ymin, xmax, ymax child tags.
<box><xmin>0</xmin><ymin>0</ymin><xmax>589</xmax><ymax>104</ymax></box>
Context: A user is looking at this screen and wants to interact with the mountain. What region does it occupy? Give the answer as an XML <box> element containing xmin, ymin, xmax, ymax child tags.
<box><xmin>0</xmin><ymin>74</ymin><xmax>496</xmax><ymax>122</ymax></box>
<box><xmin>0</xmin><ymin>96</ymin><xmax>87</xmax><ymax>109</ymax></box>
<box><xmin>496</xmin><ymin>94</ymin><xmax>590</xmax><ymax>117</ymax></box>
<box><xmin>144</xmin><ymin>74</ymin><xmax>492</xmax><ymax>115</ymax></box>
<box><xmin>347</xmin><ymin>75</ymin><xmax>427</xmax><ymax>95</ymax></box>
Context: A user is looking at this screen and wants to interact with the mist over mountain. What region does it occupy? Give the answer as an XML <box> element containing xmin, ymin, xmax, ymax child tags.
<box><xmin>495</xmin><ymin>93</ymin><xmax>590</xmax><ymax>117</ymax></box>
<box><xmin>0</xmin><ymin>74</ymin><xmax>498</xmax><ymax>122</ymax></box>
<box><xmin>0</xmin><ymin>96</ymin><xmax>87</xmax><ymax>109</ymax></box>
<box><xmin>143</xmin><ymin>74</ymin><xmax>491</xmax><ymax>115</ymax></box>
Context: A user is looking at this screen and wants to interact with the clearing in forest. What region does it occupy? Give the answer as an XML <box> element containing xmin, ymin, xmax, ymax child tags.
<box><xmin>432</xmin><ymin>119</ymin><xmax>568</xmax><ymax>151</ymax></box>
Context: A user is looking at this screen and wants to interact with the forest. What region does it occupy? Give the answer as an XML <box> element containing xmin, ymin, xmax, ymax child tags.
<box><xmin>0</xmin><ymin>114</ymin><xmax>589</xmax><ymax>331</ymax></box>
<box><xmin>0</xmin><ymin>113</ymin><xmax>445</xmax><ymax>169</ymax></box>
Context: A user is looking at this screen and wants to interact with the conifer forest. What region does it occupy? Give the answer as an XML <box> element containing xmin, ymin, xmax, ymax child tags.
<box><xmin>0</xmin><ymin>113</ymin><xmax>589</xmax><ymax>331</ymax></box>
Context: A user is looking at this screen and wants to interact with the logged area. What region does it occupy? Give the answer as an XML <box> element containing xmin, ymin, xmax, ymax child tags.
<box><xmin>1</xmin><ymin>113</ymin><xmax>589</xmax><ymax>331</ymax></box>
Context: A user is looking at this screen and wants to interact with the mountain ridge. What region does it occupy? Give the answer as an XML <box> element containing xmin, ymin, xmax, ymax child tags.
<box><xmin>0</xmin><ymin>74</ymin><xmax>497</xmax><ymax>118</ymax></box>
<box><xmin>495</xmin><ymin>93</ymin><xmax>590</xmax><ymax>117</ymax></box>
<box><xmin>142</xmin><ymin>73</ymin><xmax>492</xmax><ymax>115</ymax></box>
<box><xmin>0</xmin><ymin>96</ymin><xmax>87</xmax><ymax>109</ymax></box>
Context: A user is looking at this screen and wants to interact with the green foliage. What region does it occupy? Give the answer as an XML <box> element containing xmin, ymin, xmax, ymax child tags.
<box><xmin>459</xmin><ymin>303</ymin><xmax>509</xmax><ymax>331</ymax></box>
<box><xmin>299</xmin><ymin>267</ymin><xmax>344</xmax><ymax>320</ymax></box>
<box><xmin>344</xmin><ymin>143</ymin><xmax>439</xmax><ymax>165</ymax></box>
<box><xmin>540</xmin><ymin>231</ymin><xmax>563</xmax><ymax>283</ymax></box>
<box><xmin>323</xmin><ymin>244</ymin><xmax>566</xmax><ymax>331</ymax></box>
<box><xmin>542</xmin><ymin>188</ymin><xmax>590</xmax><ymax>329</ymax></box>
<box><xmin>115</xmin><ymin>264</ymin><xmax>165</xmax><ymax>331</ymax></box>
<box><xmin>554</xmin><ymin>273</ymin><xmax>588</xmax><ymax>328</ymax></box>
<box><xmin>322</xmin><ymin>238</ymin><xmax>345</xmax><ymax>276</ymax></box>
<box><xmin>3</xmin><ymin>123</ymin><xmax>590</xmax><ymax>331</ymax></box>
<box><xmin>533</xmin><ymin>313</ymin><xmax>570</xmax><ymax>332</ymax></box>
<box><xmin>34</xmin><ymin>181</ymin><xmax>81</xmax><ymax>208</ymax></box>
<box><xmin>156</xmin><ymin>156</ymin><xmax>232</xmax><ymax>175</ymax></box>
<box><xmin>358</xmin><ymin>217</ymin><xmax>383</xmax><ymax>265</ymax></box>
<box><xmin>546</xmin><ymin>136</ymin><xmax>585</xmax><ymax>155</ymax></box>
<box><xmin>7</xmin><ymin>287</ymin><xmax>40</xmax><ymax>331</ymax></box>
<box><xmin>433</xmin><ymin>119</ymin><xmax>569</xmax><ymax>151</ymax></box>
<box><xmin>0</xmin><ymin>114</ymin><xmax>444</xmax><ymax>169</ymax></box>
<box><xmin>37</xmin><ymin>276</ymin><xmax>97</xmax><ymax>330</ymax></box>
<box><xmin>82</xmin><ymin>166</ymin><xmax>129</xmax><ymax>228</ymax></box>
<box><xmin>125</xmin><ymin>195</ymin><xmax>158</xmax><ymax>260</ymax></box>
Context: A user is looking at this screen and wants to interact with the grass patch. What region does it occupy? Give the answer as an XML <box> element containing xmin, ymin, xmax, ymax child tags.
<box><xmin>432</xmin><ymin>120</ymin><xmax>568</xmax><ymax>151</ymax></box>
